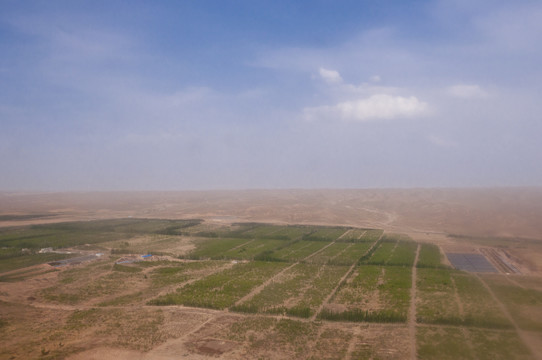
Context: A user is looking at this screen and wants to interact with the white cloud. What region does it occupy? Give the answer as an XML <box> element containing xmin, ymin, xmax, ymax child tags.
<box><xmin>447</xmin><ymin>84</ymin><xmax>488</xmax><ymax>98</ymax></box>
<box><xmin>305</xmin><ymin>94</ymin><xmax>428</xmax><ymax>122</ymax></box>
<box><xmin>370</xmin><ymin>75</ymin><xmax>381</xmax><ymax>83</ymax></box>
<box><xmin>318</xmin><ymin>67</ymin><xmax>343</xmax><ymax>84</ymax></box>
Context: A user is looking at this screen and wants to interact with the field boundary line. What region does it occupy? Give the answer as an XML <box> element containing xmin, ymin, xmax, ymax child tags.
<box><xmin>300</xmin><ymin>238</ymin><xmax>337</xmax><ymax>262</ymax></box>
<box><xmin>232</xmin><ymin>239</ymin><xmax>338</xmax><ymax>307</ymax></box>
<box><xmin>150</xmin><ymin>312</ymin><xmax>217</xmax><ymax>355</ymax></box>
<box><xmin>310</xmin><ymin>260</ymin><xmax>357</xmax><ymax>321</ymax></box>
<box><xmin>311</xmin><ymin>235</ymin><xmax>384</xmax><ymax>321</ymax></box>
<box><xmin>345</xmin><ymin>326</ymin><xmax>361</xmax><ymax>360</ymax></box>
<box><xmin>449</xmin><ymin>276</ymin><xmax>464</xmax><ymax>317</ymax></box>
<box><xmin>475</xmin><ymin>274</ymin><xmax>540</xmax><ymax>359</ymax></box>
<box><xmin>337</xmin><ymin>229</ymin><xmax>352</xmax><ymax>240</ymax></box>
<box><xmin>284</xmin><ymin>241</ymin><xmax>313</xmax><ymax>259</ymax></box>
<box><xmin>408</xmin><ymin>243</ymin><xmax>420</xmax><ymax>360</ymax></box>
<box><xmin>504</xmin><ymin>275</ymin><xmax>526</xmax><ymax>289</ymax></box>
<box><xmin>227</xmin><ymin>239</ymin><xmax>255</xmax><ymax>252</ymax></box>
<box><xmin>152</xmin><ymin>261</ymin><xmax>238</xmax><ymax>299</ymax></box>
<box><xmin>384</xmin><ymin>240</ymin><xmax>399</xmax><ymax>265</ymax></box>
<box><xmin>329</xmin><ymin>242</ymin><xmax>354</xmax><ymax>263</ymax></box>
<box><xmin>450</xmin><ymin>275</ymin><xmax>476</xmax><ymax>356</ymax></box>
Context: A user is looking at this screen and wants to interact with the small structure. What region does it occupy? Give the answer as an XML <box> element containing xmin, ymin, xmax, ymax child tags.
<box><xmin>115</xmin><ymin>254</ymin><xmax>153</xmax><ymax>264</ymax></box>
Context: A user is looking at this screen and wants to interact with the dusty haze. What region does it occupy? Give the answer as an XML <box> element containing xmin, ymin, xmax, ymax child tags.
<box><xmin>2</xmin><ymin>188</ymin><xmax>542</xmax><ymax>239</ymax></box>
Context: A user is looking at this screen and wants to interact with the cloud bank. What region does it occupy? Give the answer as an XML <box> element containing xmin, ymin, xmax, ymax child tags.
<box><xmin>318</xmin><ymin>67</ymin><xmax>343</xmax><ymax>84</ymax></box>
<box><xmin>305</xmin><ymin>94</ymin><xmax>428</xmax><ymax>122</ymax></box>
<box><xmin>306</xmin><ymin>68</ymin><xmax>428</xmax><ymax>121</ymax></box>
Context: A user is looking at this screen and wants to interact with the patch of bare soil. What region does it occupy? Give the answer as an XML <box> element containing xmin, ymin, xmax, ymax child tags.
<box><xmin>351</xmin><ymin>324</ymin><xmax>411</xmax><ymax>359</ymax></box>
<box><xmin>68</xmin><ymin>347</ymin><xmax>146</xmax><ymax>360</ymax></box>
<box><xmin>0</xmin><ymin>265</ymin><xmax>60</xmax><ymax>305</ymax></box>
<box><xmin>189</xmin><ymin>338</ymin><xmax>239</xmax><ymax>356</ymax></box>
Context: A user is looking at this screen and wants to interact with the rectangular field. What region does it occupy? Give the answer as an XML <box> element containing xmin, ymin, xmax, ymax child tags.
<box><xmin>336</xmin><ymin>228</ymin><xmax>367</xmax><ymax>242</ymax></box>
<box><xmin>186</xmin><ymin>238</ymin><xmax>250</xmax><ymax>259</ymax></box>
<box><xmin>365</xmin><ymin>241</ymin><xmax>396</xmax><ymax>265</ymax></box>
<box><xmin>148</xmin><ymin>261</ymin><xmax>289</xmax><ymax>309</ymax></box>
<box><xmin>386</xmin><ymin>241</ymin><xmax>417</xmax><ymax>266</ymax></box>
<box><xmin>359</xmin><ymin>229</ymin><xmax>384</xmax><ymax>242</ymax></box>
<box><xmin>416</xmin><ymin>268</ymin><xmax>511</xmax><ymax>328</ymax></box>
<box><xmin>269</xmin><ymin>240</ymin><xmax>329</xmax><ymax>262</ymax></box>
<box><xmin>481</xmin><ymin>274</ymin><xmax>542</xmax><ymax>332</ymax></box>
<box><xmin>302</xmin><ymin>228</ymin><xmax>349</xmax><ymax>242</ymax></box>
<box><xmin>321</xmin><ymin>265</ymin><xmax>412</xmax><ymax>322</ymax></box>
<box><xmin>328</xmin><ymin>242</ymin><xmax>375</xmax><ymax>265</ymax></box>
<box><xmin>417</xmin><ymin>326</ymin><xmax>533</xmax><ymax>360</ymax></box>
<box><xmin>417</xmin><ymin>243</ymin><xmax>445</xmax><ymax>268</ymax></box>
<box><xmin>221</xmin><ymin>239</ymin><xmax>285</xmax><ymax>260</ymax></box>
<box><xmin>233</xmin><ymin>263</ymin><xmax>349</xmax><ymax>318</ymax></box>
<box><xmin>304</xmin><ymin>242</ymin><xmax>351</xmax><ymax>264</ymax></box>
<box><xmin>239</xmin><ymin>224</ymin><xmax>311</xmax><ymax>240</ymax></box>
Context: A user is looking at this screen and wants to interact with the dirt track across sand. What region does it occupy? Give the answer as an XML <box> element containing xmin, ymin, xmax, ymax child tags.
<box><xmin>408</xmin><ymin>244</ymin><xmax>420</xmax><ymax>360</ymax></box>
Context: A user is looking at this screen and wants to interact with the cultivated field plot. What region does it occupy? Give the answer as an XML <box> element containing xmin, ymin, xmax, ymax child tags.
<box><xmin>365</xmin><ymin>240</ymin><xmax>397</xmax><ymax>265</ymax></box>
<box><xmin>359</xmin><ymin>228</ymin><xmax>384</xmax><ymax>242</ymax></box>
<box><xmin>417</xmin><ymin>243</ymin><xmax>447</xmax><ymax>268</ymax></box>
<box><xmin>328</xmin><ymin>241</ymin><xmax>374</xmax><ymax>265</ymax></box>
<box><xmin>303</xmin><ymin>242</ymin><xmax>351</xmax><ymax>264</ymax></box>
<box><xmin>417</xmin><ymin>326</ymin><xmax>532</xmax><ymax>360</ymax></box>
<box><xmin>149</xmin><ymin>261</ymin><xmax>289</xmax><ymax>309</ymax></box>
<box><xmin>481</xmin><ymin>274</ymin><xmax>542</xmax><ymax>332</ymax></box>
<box><xmin>268</xmin><ymin>240</ymin><xmax>329</xmax><ymax>262</ymax></box>
<box><xmin>322</xmin><ymin>265</ymin><xmax>412</xmax><ymax>322</ymax></box>
<box><xmin>232</xmin><ymin>263</ymin><xmax>350</xmax><ymax>317</ymax></box>
<box><xmin>302</xmin><ymin>227</ymin><xmax>349</xmax><ymax>241</ymax></box>
<box><xmin>187</xmin><ymin>316</ymin><xmax>410</xmax><ymax>359</ymax></box>
<box><xmin>185</xmin><ymin>237</ymin><xmax>250</xmax><ymax>259</ymax></box>
<box><xmin>416</xmin><ymin>268</ymin><xmax>511</xmax><ymax>328</ymax></box>
<box><xmin>0</xmin><ymin>218</ymin><xmax>541</xmax><ymax>359</ymax></box>
<box><xmin>334</xmin><ymin>228</ymin><xmax>383</xmax><ymax>242</ymax></box>
<box><xmin>336</xmin><ymin>228</ymin><xmax>367</xmax><ymax>241</ymax></box>
<box><xmin>363</xmin><ymin>237</ymin><xmax>417</xmax><ymax>266</ymax></box>
<box><xmin>237</xmin><ymin>224</ymin><xmax>311</xmax><ymax>240</ymax></box>
<box><xmin>221</xmin><ymin>239</ymin><xmax>286</xmax><ymax>260</ymax></box>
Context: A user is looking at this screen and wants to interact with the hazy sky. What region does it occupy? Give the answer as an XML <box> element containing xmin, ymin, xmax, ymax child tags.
<box><xmin>1</xmin><ymin>0</ymin><xmax>541</xmax><ymax>190</ymax></box>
